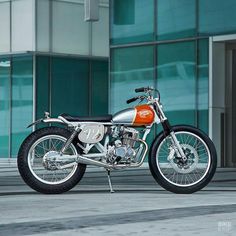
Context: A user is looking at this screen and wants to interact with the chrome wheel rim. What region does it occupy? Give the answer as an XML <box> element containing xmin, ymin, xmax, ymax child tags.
<box><xmin>27</xmin><ymin>135</ymin><xmax>78</xmax><ymax>185</ymax></box>
<box><xmin>156</xmin><ymin>131</ymin><xmax>211</xmax><ymax>187</ymax></box>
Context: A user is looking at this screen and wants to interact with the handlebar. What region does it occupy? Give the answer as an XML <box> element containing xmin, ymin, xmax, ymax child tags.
<box><xmin>126</xmin><ymin>97</ymin><xmax>139</xmax><ymax>104</ymax></box>
<box><xmin>135</xmin><ymin>86</ymin><xmax>155</xmax><ymax>93</ymax></box>
<box><xmin>127</xmin><ymin>86</ymin><xmax>161</xmax><ymax>104</ymax></box>
<box><xmin>135</xmin><ymin>87</ymin><xmax>145</xmax><ymax>93</ymax></box>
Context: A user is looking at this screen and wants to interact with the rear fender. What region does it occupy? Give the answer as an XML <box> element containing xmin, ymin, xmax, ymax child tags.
<box><xmin>27</xmin><ymin>117</ymin><xmax>66</xmax><ymax>128</ymax></box>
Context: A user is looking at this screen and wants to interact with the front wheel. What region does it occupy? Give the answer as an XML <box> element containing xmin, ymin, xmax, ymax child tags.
<box><xmin>149</xmin><ymin>125</ymin><xmax>217</xmax><ymax>194</ymax></box>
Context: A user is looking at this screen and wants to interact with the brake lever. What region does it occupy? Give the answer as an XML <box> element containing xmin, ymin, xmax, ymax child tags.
<box><xmin>138</xmin><ymin>95</ymin><xmax>147</xmax><ymax>104</ymax></box>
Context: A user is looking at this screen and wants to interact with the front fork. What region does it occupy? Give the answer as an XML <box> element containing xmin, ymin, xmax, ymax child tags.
<box><xmin>155</xmin><ymin>101</ymin><xmax>187</xmax><ymax>161</ymax></box>
<box><xmin>169</xmin><ymin>131</ymin><xmax>187</xmax><ymax>161</ymax></box>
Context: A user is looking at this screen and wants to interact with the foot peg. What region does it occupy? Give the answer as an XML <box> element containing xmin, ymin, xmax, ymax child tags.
<box><xmin>107</xmin><ymin>170</ymin><xmax>115</xmax><ymax>193</ymax></box>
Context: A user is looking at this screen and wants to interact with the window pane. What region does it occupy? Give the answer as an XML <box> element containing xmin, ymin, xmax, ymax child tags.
<box><xmin>92</xmin><ymin>7</ymin><xmax>109</xmax><ymax>57</ymax></box>
<box><xmin>111</xmin><ymin>0</ymin><xmax>154</xmax><ymax>45</ymax></box>
<box><xmin>37</xmin><ymin>0</ymin><xmax>50</xmax><ymax>52</ymax></box>
<box><xmin>157</xmin><ymin>0</ymin><xmax>196</xmax><ymax>40</ymax></box>
<box><xmin>197</xmin><ymin>39</ymin><xmax>209</xmax><ymax>133</ymax></box>
<box><xmin>157</xmin><ymin>41</ymin><xmax>196</xmax><ymax>126</ymax></box>
<box><xmin>111</xmin><ymin>46</ymin><xmax>154</xmax><ymax>113</ymax></box>
<box><xmin>11</xmin><ymin>56</ymin><xmax>33</xmax><ymax>157</ymax></box>
<box><xmin>51</xmin><ymin>57</ymin><xmax>89</xmax><ymax>116</ymax></box>
<box><xmin>91</xmin><ymin>60</ymin><xmax>109</xmax><ymax>116</ymax></box>
<box><xmin>0</xmin><ymin>58</ymin><xmax>10</xmax><ymax>158</ymax></box>
<box><xmin>11</xmin><ymin>0</ymin><xmax>34</xmax><ymax>51</ymax></box>
<box><xmin>0</xmin><ymin>2</ymin><xmax>10</xmax><ymax>52</ymax></box>
<box><xmin>52</xmin><ymin>1</ymin><xmax>89</xmax><ymax>55</ymax></box>
<box><xmin>36</xmin><ymin>56</ymin><xmax>49</xmax><ymax>119</ymax></box>
<box><xmin>199</xmin><ymin>0</ymin><xmax>236</xmax><ymax>36</ymax></box>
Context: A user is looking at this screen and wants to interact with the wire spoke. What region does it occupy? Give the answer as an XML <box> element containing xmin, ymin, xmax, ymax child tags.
<box><xmin>156</xmin><ymin>131</ymin><xmax>211</xmax><ymax>187</ymax></box>
<box><xmin>28</xmin><ymin>135</ymin><xmax>78</xmax><ymax>185</ymax></box>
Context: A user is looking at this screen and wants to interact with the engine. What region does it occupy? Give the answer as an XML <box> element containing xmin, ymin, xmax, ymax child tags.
<box><xmin>107</xmin><ymin>127</ymin><xmax>139</xmax><ymax>164</ymax></box>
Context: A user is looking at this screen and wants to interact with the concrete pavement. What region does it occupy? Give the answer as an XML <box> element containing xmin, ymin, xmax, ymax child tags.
<box><xmin>0</xmin><ymin>167</ymin><xmax>236</xmax><ymax>235</ymax></box>
<box><xmin>0</xmin><ymin>166</ymin><xmax>236</xmax><ymax>194</ymax></box>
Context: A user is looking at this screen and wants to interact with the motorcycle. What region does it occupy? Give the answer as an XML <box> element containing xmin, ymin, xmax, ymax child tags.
<box><xmin>17</xmin><ymin>87</ymin><xmax>217</xmax><ymax>194</ymax></box>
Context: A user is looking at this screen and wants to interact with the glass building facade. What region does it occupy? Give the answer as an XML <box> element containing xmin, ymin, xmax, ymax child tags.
<box><xmin>0</xmin><ymin>55</ymin><xmax>33</xmax><ymax>158</ymax></box>
<box><xmin>110</xmin><ymin>0</ymin><xmax>236</xmax><ymax>167</ymax></box>
<box><xmin>0</xmin><ymin>54</ymin><xmax>108</xmax><ymax>159</ymax></box>
<box><xmin>0</xmin><ymin>0</ymin><xmax>109</xmax><ymax>160</ymax></box>
<box><xmin>1</xmin><ymin>0</ymin><xmax>236</xmax><ymax>167</ymax></box>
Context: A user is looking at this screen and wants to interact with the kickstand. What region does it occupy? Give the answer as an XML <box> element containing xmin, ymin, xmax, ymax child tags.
<box><xmin>107</xmin><ymin>170</ymin><xmax>115</xmax><ymax>193</ymax></box>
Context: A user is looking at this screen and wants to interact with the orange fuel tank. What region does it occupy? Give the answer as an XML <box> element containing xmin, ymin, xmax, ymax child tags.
<box><xmin>133</xmin><ymin>104</ymin><xmax>155</xmax><ymax>126</ymax></box>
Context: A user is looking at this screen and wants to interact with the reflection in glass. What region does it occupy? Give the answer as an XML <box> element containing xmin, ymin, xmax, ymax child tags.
<box><xmin>157</xmin><ymin>0</ymin><xmax>196</xmax><ymax>40</ymax></box>
<box><xmin>91</xmin><ymin>60</ymin><xmax>109</xmax><ymax>116</ymax></box>
<box><xmin>51</xmin><ymin>57</ymin><xmax>89</xmax><ymax>116</ymax></box>
<box><xmin>11</xmin><ymin>56</ymin><xmax>33</xmax><ymax>157</ymax></box>
<box><xmin>0</xmin><ymin>58</ymin><xmax>10</xmax><ymax>158</ymax></box>
<box><xmin>36</xmin><ymin>57</ymin><xmax>109</xmax><ymax>119</ymax></box>
<box><xmin>111</xmin><ymin>46</ymin><xmax>154</xmax><ymax>113</ymax></box>
<box><xmin>199</xmin><ymin>0</ymin><xmax>236</xmax><ymax>36</ymax></box>
<box><xmin>157</xmin><ymin>41</ymin><xmax>196</xmax><ymax>126</ymax></box>
<box><xmin>36</xmin><ymin>56</ymin><xmax>49</xmax><ymax>120</ymax></box>
<box><xmin>111</xmin><ymin>0</ymin><xmax>154</xmax><ymax>45</ymax></box>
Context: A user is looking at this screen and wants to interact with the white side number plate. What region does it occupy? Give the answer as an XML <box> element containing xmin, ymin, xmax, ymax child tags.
<box><xmin>78</xmin><ymin>124</ymin><xmax>104</xmax><ymax>144</ymax></box>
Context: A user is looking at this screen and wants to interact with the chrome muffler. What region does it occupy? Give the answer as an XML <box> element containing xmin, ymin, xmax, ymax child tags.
<box><xmin>77</xmin><ymin>155</ymin><xmax>111</xmax><ymax>168</ymax></box>
<box><xmin>77</xmin><ymin>139</ymin><xmax>148</xmax><ymax>169</ymax></box>
<box><xmin>59</xmin><ymin>139</ymin><xmax>148</xmax><ymax>170</ymax></box>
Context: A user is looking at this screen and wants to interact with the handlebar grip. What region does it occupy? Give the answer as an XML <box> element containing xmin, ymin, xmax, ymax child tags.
<box><xmin>135</xmin><ymin>87</ymin><xmax>145</xmax><ymax>93</ymax></box>
<box><xmin>126</xmin><ymin>97</ymin><xmax>138</xmax><ymax>104</ymax></box>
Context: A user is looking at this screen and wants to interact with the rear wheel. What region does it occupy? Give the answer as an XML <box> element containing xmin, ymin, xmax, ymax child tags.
<box><xmin>17</xmin><ymin>127</ymin><xmax>86</xmax><ymax>194</ymax></box>
<box><xmin>149</xmin><ymin>125</ymin><xmax>217</xmax><ymax>194</ymax></box>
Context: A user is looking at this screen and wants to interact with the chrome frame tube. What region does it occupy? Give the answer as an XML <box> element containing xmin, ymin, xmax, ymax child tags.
<box><xmin>95</xmin><ymin>142</ymin><xmax>107</xmax><ymax>153</ymax></box>
<box><xmin>83</xmin><ymin>153</ymin><xmax>106</xmax><ymax>158</ymax></box>
<box><xmin>58</xmin><ymin>138</ymin><xmax>148</xmax><ymax>170</ymax></box>
<box><xmin>142</xmin><ymin>127</ymin><xmax>151</xmax><ymax>141</ymax></box>
<box><xmin>122</xmin><ymin>138</ymin><xmax>148</xmax><ymax>168</ymax></box>
<box><xmin>76</xmin><ymin>138</ymin><xmax>148</xmax><ymax>170</ymax></box>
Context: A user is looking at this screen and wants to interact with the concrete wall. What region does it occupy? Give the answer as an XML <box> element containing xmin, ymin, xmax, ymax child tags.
<box><xmin>0</xmin><ymin>0</ymin><xmax>109</xmax><ymax>57</ymax></box>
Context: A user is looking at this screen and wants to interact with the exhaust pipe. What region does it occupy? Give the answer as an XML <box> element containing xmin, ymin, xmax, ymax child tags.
<box><xmin>49</xmin><ymin>153</ymin><xmax>112</xmax><ymax>170</ymax></box>
<box><xmin>76</xmin><ymin>139</ymin><xmax>148</xmax><ymax>169</ymax></box>
<box><xmin>77</xmin><ymin>155</ymin><xmax>111</xmax><ymax>168</ymax></box>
